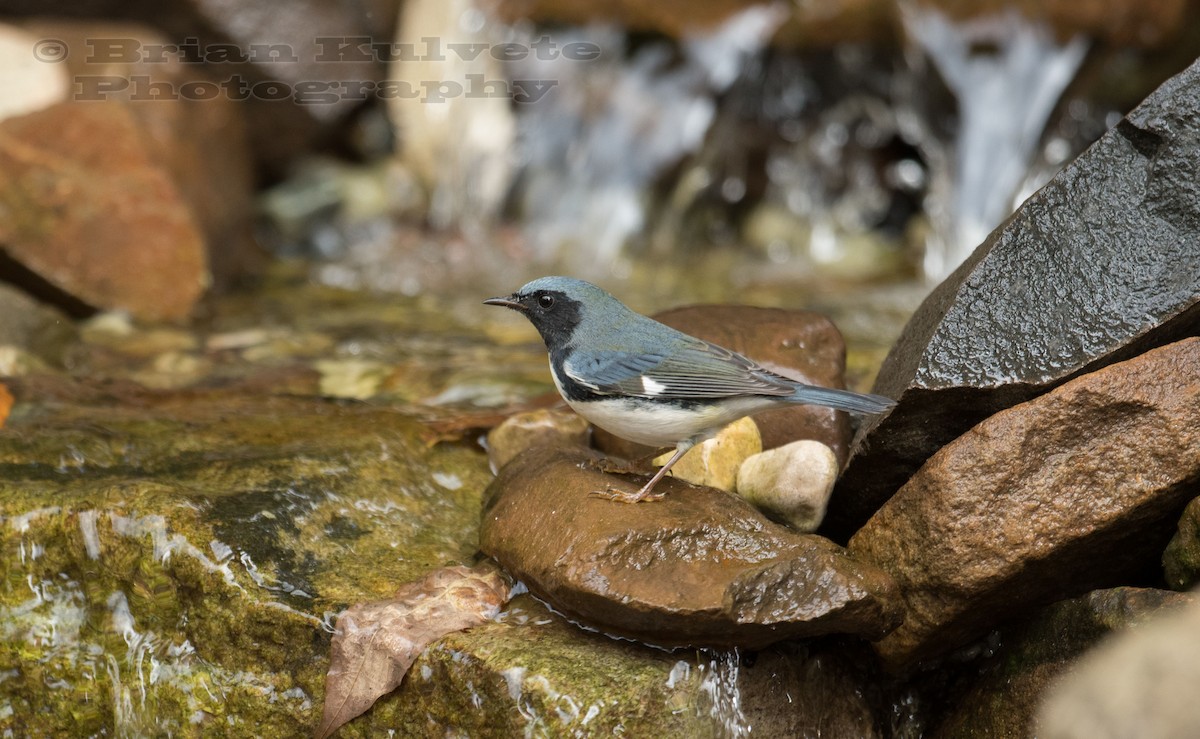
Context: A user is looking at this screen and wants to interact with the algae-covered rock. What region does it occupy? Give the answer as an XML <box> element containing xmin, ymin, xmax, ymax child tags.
<box><xmin>1164</xmin><ymin>496</ymin><xmax>1200</xmax><ymax>590</ymax></box>
<box><xmin>931</xmin><ymin>588</ymin><xmax>1194</xmax><ymax>738</ymax></box>
<box><xmin>373</xmin><ymin>594</ymin><xmax>890</xmax><ymax>738</ymax></box>
<box><xmin>0</xmin><ymin>374</ymin><xmax>492</xmax><ymax>735</ymax></box>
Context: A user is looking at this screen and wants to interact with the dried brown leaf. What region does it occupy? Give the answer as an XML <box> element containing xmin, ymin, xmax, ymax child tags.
<box><xmin>314</xmin><ymin>563</ymin><xmax>511</xmax><ymax>738</ymax></box>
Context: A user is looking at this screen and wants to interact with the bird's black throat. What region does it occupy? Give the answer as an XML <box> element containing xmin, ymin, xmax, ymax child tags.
<box><xmin>520</xmin><ymin>290</ymin><xmax>583</xmax><ymax>351</ymax></box>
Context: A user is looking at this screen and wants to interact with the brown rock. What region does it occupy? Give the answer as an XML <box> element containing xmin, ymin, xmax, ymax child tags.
<box><xmin>19</xmin><ymin>20</ymin><xmax>264</xmax><ymax>288</ymax></box>
<box><xmin>480</xmin><ymin>444</ymin><xmax>902</xmax><ymax>649</ymax></box>
<box><xmin>595</xmin><ymin>305</ymin><xmax>853</xmax><ymax>467</ymax></box>
<box><xmin>0</xmin><ymin>101</ymin><xmax>208</xmax><ymax>321</ymax></box>
<box><xmin>914</xmin><ymin>0</ymin><xmax>1190</xmax><ymax>48</ymax></box>
<box><xmin>848</xmin><ymin>338</ymin><xmax>1200</xmax><ymax>670</ymax></box>
<box><xmin>486</xmin><ymin>408</ymin><xmax>591</xmax><ymax>471</ymax></box>
<box><xmin>493</xmin><ymin>0</ymin><xmax>1186</xmax><ymax>48</ymax></box>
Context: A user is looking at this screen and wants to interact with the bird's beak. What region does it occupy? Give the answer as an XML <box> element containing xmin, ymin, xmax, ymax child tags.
<box><xmin>483</xmin><ymin>294</ymin><xmax>525</xmax><ymax>311</ymax></box>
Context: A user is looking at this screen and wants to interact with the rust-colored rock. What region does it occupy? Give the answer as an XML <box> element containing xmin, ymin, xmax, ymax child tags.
<box><xmin>594</xmin><ymin>304</ymin><xmax>853</xmax><ymax>467</ymax></box>
<box><xmin>0</xmin><ymin>101</ymin><xmax>208</xmax><ymax>321</ymax></box>
<box><xmin>480</xmin><ymin>444</ymin><xmax>902</xmax><ymax>648</ymax></box>
<box><xmin>0</xmin><ymin>382</ymin><xmax>11</xmax><ymax>429</ymax></box>
<box><xmin>848</xmin><ymin>339</ymin><xmax>1200</xmax><ymax>670</ymax></box>
<box><xmin>19</xmin><ymin>20</ymin><xmax>264</xmax><ymax>288</ymax></box>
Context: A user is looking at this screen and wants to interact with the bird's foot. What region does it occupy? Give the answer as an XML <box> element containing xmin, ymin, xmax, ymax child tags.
<box><xmin>589</xmin><ymin>485</ymin><xmax>665</xmax><ymax>504</ymax></box>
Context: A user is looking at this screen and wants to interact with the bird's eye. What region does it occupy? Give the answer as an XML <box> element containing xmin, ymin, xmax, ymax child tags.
<box><xmin>538</xmin><ymin>294</ymin><xmax>555</xmax><ymax>309</ymax></box>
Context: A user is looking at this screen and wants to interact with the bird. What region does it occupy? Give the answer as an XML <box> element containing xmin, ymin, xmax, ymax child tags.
<box><xmin>484</xmin><ymin>276</ymin><xmax>895</xmax><ymax>503</ymax></box>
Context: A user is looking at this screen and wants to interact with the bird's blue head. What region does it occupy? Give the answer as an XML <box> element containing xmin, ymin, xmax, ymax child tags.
<box><xmin>484</xmin><ymin>276</ymin><xmax>625</xmax><ymax>350</ymax></box>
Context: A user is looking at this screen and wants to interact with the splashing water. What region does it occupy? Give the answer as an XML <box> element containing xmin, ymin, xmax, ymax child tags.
<box><xmin>902</xmin><ymin>6</ymin><xmax>1088</xmax><ymax>280</ymax></box>
<box><xmin>697</xmin><ymin>649</ymin><xmax>750</xmax><ymax>737</ymax></box>
<box><xmin>509</xmin><ymin>5</ymin><xmax>785</xmax><ymax>271</ymax></box>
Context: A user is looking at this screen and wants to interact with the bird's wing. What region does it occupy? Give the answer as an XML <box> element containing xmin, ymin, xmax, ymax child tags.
<box><xmin>564</xmin><ymin>341</ymin><xmax>794</xmax><ymax>399</ymax></box>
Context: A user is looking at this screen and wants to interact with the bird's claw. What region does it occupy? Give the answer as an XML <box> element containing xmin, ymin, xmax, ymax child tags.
<box><xmin>589</xmin><ymin>486</ymin><xmax>665</xmax><ymax>504</ymax></box>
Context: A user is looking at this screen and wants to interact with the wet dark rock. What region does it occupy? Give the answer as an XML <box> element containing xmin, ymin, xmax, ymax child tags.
<box><xmin>1164</xmin><ymin>496</ymin><xmax>1200</xmax><ymax>591</ymax></box>
<box><xmin>0</xmin><ymin>101</ymin><xmax>208</xmax><ymax>321</ymax></box>
<box><xmin>829</xmin><ymin>58</ymin><xmax>1200</xmax><ymax>541</ymax></box>
<box><xmin>480</xmin><ymin>445</ymin><xmax>902</xmax><ymax>649</ymax></box>
<box><xmin>1038</xmin><ymin>588</ymin><xmax>1200</xmax><ymax>739</ymax></box>
<box><xmin>930</xmin><ymin>588</ymin><xmax>1194</xmax><ymax>738</ymax></box>
<box><xmin>595</xmin><ymin>304</ymin><xmax>854</xmax><ymax>467</ymax></box>
<box><xmin>848</xmin><ymin>339</ymin><xmax>1200</xmax><ymax>670</ymax></box>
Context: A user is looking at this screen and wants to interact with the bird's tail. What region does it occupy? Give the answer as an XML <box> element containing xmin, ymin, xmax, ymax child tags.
<box><xmin>789</xmin><ymin>385</ymin><xmax>895</xmax><ymax>415</ymax></box>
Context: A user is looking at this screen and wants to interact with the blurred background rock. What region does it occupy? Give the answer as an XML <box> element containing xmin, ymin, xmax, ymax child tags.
<box><xmin>1</xmin><ymin>0</ymin><xmax>1197</xmax><ymax>323</ymax></box>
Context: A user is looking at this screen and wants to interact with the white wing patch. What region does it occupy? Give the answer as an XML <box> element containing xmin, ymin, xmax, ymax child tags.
<box><xmin>640</xmin><ymin>376</ymin><xmax>667</xmax><ymax>396</ymax></box>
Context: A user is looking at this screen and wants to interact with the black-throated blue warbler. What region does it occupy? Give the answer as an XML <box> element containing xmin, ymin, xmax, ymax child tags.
<box><xmin>485</xmin><ymin>276</ymin><xmax>895</xmax><ymax>502</ymax></box>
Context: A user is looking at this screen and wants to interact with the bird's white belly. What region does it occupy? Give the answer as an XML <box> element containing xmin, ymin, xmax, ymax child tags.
<box><xmin>572</xmin><ymin>398</ymin><xmax>721</xmax><ymax>446</ymax></box>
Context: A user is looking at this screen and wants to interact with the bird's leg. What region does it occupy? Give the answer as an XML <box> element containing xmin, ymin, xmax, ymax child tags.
<box><xmin>591</xmin><ymin>441</ymin><xmax>693</xmax><ymax>503</ymax></box>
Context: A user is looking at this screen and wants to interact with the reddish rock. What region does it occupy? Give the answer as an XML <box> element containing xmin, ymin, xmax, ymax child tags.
<box><xmin>594</xmin><ymin>304</ymin><xmax>854</xmax><ymax>467</ymax></box>
<box><xmin>0</xmin><ymin>382</ymin><xmax>10</xmax><ymax>429</ymax></box>
<box><xmin>480</xmin><ymin>444</ymin><xmax>902</xmax><ymax>649</ymax></box>
<box><xmin>0</xmin><ymin>101</ymin><xmax>208</xmax><ymax>321</ymax></box>
<box><xmin>20</xmin><ymin>20</ymin><xmax>264</xmax><ymax>288</ymax></box>
<box><xmin>848</xmin><ymin>339</ymin><xmax>1200</xmax><ymax>670</ymax></box>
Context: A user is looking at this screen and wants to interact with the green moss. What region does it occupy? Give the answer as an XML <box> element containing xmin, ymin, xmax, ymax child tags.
<box><xmin>349</xmin><ymin>595</ymin><xmax>718</xmax><ymax>737</ymax></box>
<box><xmin>0</xmin><ymin>379</ymin><xmax>492</xmax><ymax>735</ymax></box>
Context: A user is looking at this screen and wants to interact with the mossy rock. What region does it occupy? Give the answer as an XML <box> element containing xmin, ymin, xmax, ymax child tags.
<box><xmin>0</xmin><ymin>376</ymin><xmax>490</xmax><ymax>735</ymax></box>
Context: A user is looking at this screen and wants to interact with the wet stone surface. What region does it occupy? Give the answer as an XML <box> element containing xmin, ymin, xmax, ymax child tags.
<box><xmin>849</xmin><ymin>338</ymin><xmax>1200</xmax><ymax>670</ymax></box>
<box><xmin>829</xmin><ymin>57</ymin><xmax>1200</xmax><ymax>541</ymax></box>
<box><xmin>480</xmin><ymin>444</ymin><xmax>903</xmax><ymax>649</ymax></box>
<box><xmin>0</xmin><ymin>373</ymin><xmax>493</xmax><ymax>735</ymax></box>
